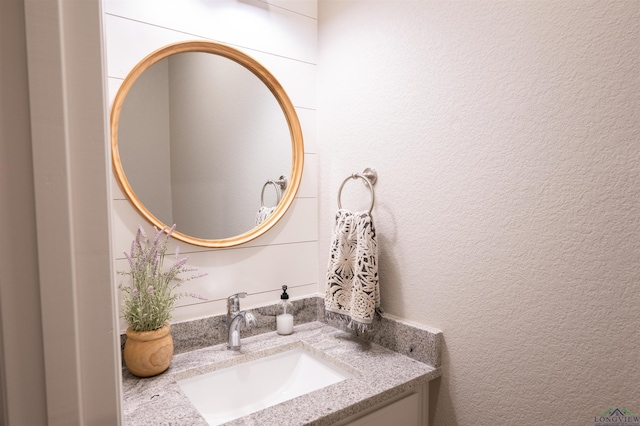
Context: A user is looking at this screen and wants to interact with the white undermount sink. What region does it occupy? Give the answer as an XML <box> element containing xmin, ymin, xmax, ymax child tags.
<box><xmin>177</xmin><ymin>343</ymin><xmax>353</xmax><ymax>425</ymax></box>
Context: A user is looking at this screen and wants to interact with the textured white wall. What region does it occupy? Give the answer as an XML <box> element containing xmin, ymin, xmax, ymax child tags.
<box><xmin>103</xmin><ymin>0</ymin><xmax>319</xmax><ymax>331</ymax></box>
<box><xmin>318</xmin><ymin>1</ymin><xmax>639</xmax><ymax>425</ymax></box>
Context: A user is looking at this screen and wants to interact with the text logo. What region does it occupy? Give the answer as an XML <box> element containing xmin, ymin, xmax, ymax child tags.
<box><xmin>594</xmin><ymin>408</ymin><xmax>640</xmax><ymax>426</ymax></box>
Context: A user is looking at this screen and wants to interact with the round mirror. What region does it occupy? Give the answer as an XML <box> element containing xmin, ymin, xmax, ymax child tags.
<box><xmin>111</xmin><ymin>41</ymin><xmax>304</xmax><ymax>248</ymax></box>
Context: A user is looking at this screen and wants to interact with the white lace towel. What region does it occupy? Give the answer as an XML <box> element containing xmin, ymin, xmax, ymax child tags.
<box><xmin>325</xmin><ymin>209</ymin><xmax>379</xmax><ymax>331</ymax></box>
<box><xmin>255</xmin><ymin>206</ymin><xmax>275</xmax><ymax>226</ymax></box>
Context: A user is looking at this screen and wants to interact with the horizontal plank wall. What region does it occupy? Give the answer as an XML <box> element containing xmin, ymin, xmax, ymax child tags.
<box><xmin>102</xmin><ymin>0</ymin><xmax>318</xmax><ymax>331</ymax></box>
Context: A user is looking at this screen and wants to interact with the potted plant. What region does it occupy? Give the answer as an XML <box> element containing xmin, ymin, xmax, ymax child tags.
<box><xmin>119</xmin><ymin>224</ymin><xmax>205</xmax><ymax>377</ymax></box>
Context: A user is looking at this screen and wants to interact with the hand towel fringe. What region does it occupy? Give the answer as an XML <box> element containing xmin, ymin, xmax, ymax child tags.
<box><xmin>325</xmin><ymin>310</ymin><xmax>377</xmax><ymax>333</ymax></box>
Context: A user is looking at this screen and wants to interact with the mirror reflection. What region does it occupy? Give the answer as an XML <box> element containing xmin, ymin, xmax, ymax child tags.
<box><xmin>118</xmin><ymin>51</ymin><xmax>291</xmax><ymax>240</ymax></box>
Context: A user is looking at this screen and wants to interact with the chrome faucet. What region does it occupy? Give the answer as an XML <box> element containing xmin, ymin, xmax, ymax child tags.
<box><xmin>227</xmin><ymin>292</ymin><xmax>257</xmax><ymax>350</ymax></box>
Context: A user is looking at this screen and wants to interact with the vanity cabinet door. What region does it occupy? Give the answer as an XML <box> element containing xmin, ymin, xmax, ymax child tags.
<box><xmin>333</xmin><ymin>382</ymin><xmax>429</xmax><ymax>426</ymax></box>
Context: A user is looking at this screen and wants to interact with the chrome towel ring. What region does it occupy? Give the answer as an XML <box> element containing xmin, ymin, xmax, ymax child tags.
<box><xmin>261</xmin><ymin>176</ymin><xmax>288</xmax><ymax>208</ymax></box>
<box><xmin>337</xmin><ymin>167</ymin><xmax>378</xmax><ymax>214</ymax></box>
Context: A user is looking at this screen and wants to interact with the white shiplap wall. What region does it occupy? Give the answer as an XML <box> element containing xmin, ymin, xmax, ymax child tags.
<box><xmin>103</xmin><ymin>0</ymin><xmax>318</xmax><ymax>332</ymax></box>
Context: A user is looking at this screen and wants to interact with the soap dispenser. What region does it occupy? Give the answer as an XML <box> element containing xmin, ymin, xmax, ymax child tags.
<box><xmin>276</xmin><ymin>285</ymin><xmax>294</xmax><ymax>335</ymax></box>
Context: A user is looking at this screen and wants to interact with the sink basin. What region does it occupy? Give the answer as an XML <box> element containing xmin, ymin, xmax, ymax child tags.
<box><xmin>177</xmin><ymin>344</ymin><xmax>353</xmax><ymax>425</ymax></box>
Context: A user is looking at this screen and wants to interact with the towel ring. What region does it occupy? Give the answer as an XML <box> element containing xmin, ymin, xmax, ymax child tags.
<box><xmin>337</xmin><ymin>168</ymin><xmax>377</xmax><ymax>214</ymax></box>
<box><xmin>261</xmin><ymin>176</ymin><xmax>288</xmax><ymax>208</ymax></box>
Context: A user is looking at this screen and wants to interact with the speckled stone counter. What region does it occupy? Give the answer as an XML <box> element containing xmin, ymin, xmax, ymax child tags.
<box><xmin>122</xmin><ymin>321</ymin><xmax>441</xmax><ymax>425</ymax></box>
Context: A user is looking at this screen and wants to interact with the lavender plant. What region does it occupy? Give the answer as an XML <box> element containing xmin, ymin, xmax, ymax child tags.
<box><xmin>119</xmin><ymin>225</ymin><xmax>206</xmax><ymax>332</ymax></box>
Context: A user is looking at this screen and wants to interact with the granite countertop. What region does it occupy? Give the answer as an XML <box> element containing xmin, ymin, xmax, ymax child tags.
<box><xmin>122</xmin><ymin>321</ymin><xmax>441</xmax><ymax>425</ymax></box>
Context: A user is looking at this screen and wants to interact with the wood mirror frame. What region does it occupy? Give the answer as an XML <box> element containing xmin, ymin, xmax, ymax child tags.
<box><xmin>111</xmin><ymin>40</ymin><xmax>304</xmax><ymax>248</ymax></box>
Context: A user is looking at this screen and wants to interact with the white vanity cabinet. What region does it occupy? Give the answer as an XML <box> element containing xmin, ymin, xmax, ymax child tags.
<box><xmin>332</xmin><ymin>382</ymin><xmax>429</xmax><ymax>426</ymax></box>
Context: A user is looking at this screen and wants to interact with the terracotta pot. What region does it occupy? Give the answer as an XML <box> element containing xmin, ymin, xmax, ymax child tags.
<box><xmin>124</xmin><ymin>322</ymin><xmax>173</xmax><ymax>377</ymax></box>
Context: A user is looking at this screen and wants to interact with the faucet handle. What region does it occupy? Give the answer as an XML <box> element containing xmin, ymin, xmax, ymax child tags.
<box><xmin>244</xmin><ymin>311</ymin><xmax>257</xmax><ymax>329</ymax></box>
